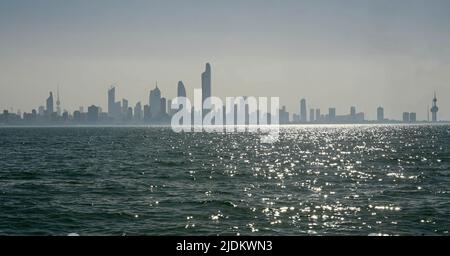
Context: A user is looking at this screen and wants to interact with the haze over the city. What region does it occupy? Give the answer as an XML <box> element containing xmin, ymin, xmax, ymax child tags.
<box><xmin>1</xmin><ymin>0</ymin><xmax>449</xmax><ymax>120</ymax></box>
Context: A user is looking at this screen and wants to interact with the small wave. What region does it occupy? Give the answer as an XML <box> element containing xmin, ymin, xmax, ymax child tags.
<box><xmin>154</xmin><ymin>159</ymin><xmax>185</xmax><ymax>167</ymax></box>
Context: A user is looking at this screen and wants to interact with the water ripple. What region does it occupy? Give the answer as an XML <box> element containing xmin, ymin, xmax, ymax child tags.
<box><xmin>0</xmin><ymin>125</ymin><xmax>449</xmax><ymax>235</ymax></box>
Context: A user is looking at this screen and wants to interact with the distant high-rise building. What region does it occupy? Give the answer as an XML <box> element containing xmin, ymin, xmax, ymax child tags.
<box><xmin>134</xmin><ymin>102</ymin><xmax>142</xmax><ymax>121</ymax></box>
<box><xmin>300</xmin><ymin>99</ymin><xmax>307</xmax><ymax>123</ymax></box>
<box><xmin>409</xmin><ymin>112</ymin><xmax>417</xmax><ymax>122</ymax></box>
<box><xmin>279</xmin><ymin>106</ymin><xmax>289</xmax><ymax>124</ymax></box>
<box><xmin>56</xmin><ymin>86</ymin><xmax>61</xmax><ymax>116</ymax></box>
<box><xmin>46</xmin><ymin>92</ymin><xmax>54</xmax><ymax>115</ymax></box>
<box><xmin>114</xmin><ymin>102</ymin><xmax>121</xmax><ymax>118</ymax></box>
<box><xmin>31</xmin><ymin>109</ymin><xmax>37</xmax><ymax>120</ymax></box>
<box><xmin>160</xmin><ymin>97</ymin><xmax>167</xmax><ymax>115</ymax></box>
<box><xmin>350</xmin><ymin>106</ymin><xmax>356</xmax><ymax>119</ymax></box>
<box><xmin>143</xmin><ymin>104</ymin><xmax>151</xmax><ymax>121</ymax></box>
<box><xmin>62</xmin><ymin>111</ymin><xmax>68</xmax><ymax>121</ymax></box>
<box><xmin>402</xmin><ymin>112</ymin><xmax>410</xmax><ymax>123</ymax></box>
<box><xmin>309</xmin><ymin>109</ymin><xmax>315</xmax><ymax>122</ymax></box>
<box><xmin>377</xmin><ymin>107</ymin><xmax>384</xmax><ymax>122</ymax></box>
<box><xmin>108</xmin><ymin>86</ymin><xmax>116</xmax><ymax>117</ymax></box>
<box><xmin>355</xmin><ymin>112</ymin><xmax>365</xmax><ymax>122</ymax></box>
<box><xmin>293</xmin><ymin>113</ymin><xmax>300</xmax><ymax>123</ymax></box>
<box><xmin>122</xmin><ymin>99</ymin><xmax>128</xmax><ymax>116</ymax></box>
<box><xmin>87</xmin><ymin>105</ymin><xmax>99</xmax><ymax>122</ymax></box>
<box><xmin>149</xmin><ymin>83</ymin><xmax>161</xmax><ymax>118</ymax></box>
<box><xmin>126</xmin><ymin>107</ymin><xmax>133</xmax><ymax>120</ymax></box>
<box><xmin>328</xmin><ymin>108</ymin><xmax>336</xmax><ymax>122</ymax></box>
<box><xmin>38</xmin><ymin>106</ymin><xmax>45</xmax><ymax>116</ymax></box>
<box><xmin>2</xmin><ymin>110</ymin><xmax>9</xmax><ymax>122</ymax></box>
<box><xmin>177</xmin><ymin>81</ymin><xmax>186</xmax><ymax>97</ymax></box>
<box><xmin>315</xmin><ymin>109</ymin><xmax>321</xmax><ymax>122</ymax></box>
<box><xmin>167</xmin><ymin>99</ymin><xmax>175</xmax><ymax>116</ymax></box>
<box><xmin>431</xmin><ymin>92</ymin><xmax>439</xmax><ymax>122</ymax></box>
<box><xmin>73</xmin><ymin>111</ymin><xmax>81</xmax><ymax>123</ymax></box>
<box><xmin>201</xmin><ymin>63</ymin><xmax>211</xmax><ymax>117</ymax></box>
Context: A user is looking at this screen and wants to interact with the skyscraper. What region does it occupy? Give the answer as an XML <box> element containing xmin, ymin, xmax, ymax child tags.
<box><xmin>409</xmin><ymin>112</ymin><xmax>417</xmax><ymax>122</ymax></box>
<box><xmin>167</xmin><ymin>99</ymin><xmax>175</xmax><ymax>116</ymax></box>
<box><xmin>62</xmin><ymin>111</ymin><xmax>68</xmax><ymax>121</ymax></box>
<box><xmin>300</xmin><ymin>99</ymin><xmax>307</xmax><ymax>123</ymax></box>
<box><xmin>73</xmin><ymin>110</ymin><xmax>81</xmax><ymax>123</ymax></box>
<box><xmin>56</xmin><ymin>86</ymin><xmax>61</xmax><ymax>116</ymax></box>
<box><xmin>403</xmin><ymin>112</ymin><xmax>410</xmax><ymax>123</ymax></box>
<box><xmin>122</xmin><ymin>99</ymin><xmax>128</xmax><ymax>116</ymax></box>
<box><xmin>377</xmin><ymin>107</ymin><xmax>384</xmax><ymax>122</ymax></box>
<box><xmin>114</xmin><ymin>101</ymin><xmax>121</xmax><ymax>119</ymax></box>
<box><xmin>177</xmin><ymin>81</ymin><xmax>186</xmax><ymax>98</ymax></box>
<box><xmin>38</xmin><ymin>106</ymin><xmax>45</xmax><ymax>116</ymax></box>
<box><xmin>201</xmin><ymin>63</ymin><xmax>211</xmax><ymax>117</ymax></box>
<box><xmin>431</xmin><ymin>92</ymin><xmax>439</xmax><ymax>122</ymax></box>
<box><xmin>176</xmin><ymin>81</ymin><xmax>187</xmax><ymax>115</ymax></box>
<box><xmin>87</xmin><ymin>105</ymin><xmax>99</xmax><ymax>122</ymax></box>
<box><xmin>46</xmin><ymin>92</ymin><xmax>54</xmax><ymax>115</ymax></box>
<box><xmin>134</xmin><ymin>102</ymin><xmax>142</xmax><ymax>121</ymax></box>
<box><xmin>309</xmin><ymin>109</ymin><xmax>315</xmax><ymax>122</ymax></box>
<box><xmin>160</xmin><ymin>97</ymin><xmax>167</xmax><ymax>115</ymax></box>
<box><xmin>149</xmin><ymin>83</ymin><xmax>161</xmax><ymax>118</ymax></box>
<box><xmin>279</xmin><ymin>106</ymin><xmax>289</xmax><ymax>124</ymax></box>
<box><xmin>328</xmin><ymin>108</ymin><xmax>336</xmax><ymax>122</ymax></box>
<box><xmin>31</xmin><ymin>109</ymin><xmax>37</xmax><ymax>121</ymax></box>
<box><xmin>143</xmin><ymin>104</ymin><xmax>150</xmax><ymax>121</ymax></box>
<box><xmin>350</xmin><ymin>106</ymin><xmax>356</xmax><ymax>119</ymax></box>
<box><xmin>108</xmin><ymin>86</ymin><xmax>115</xmax><ymax>118</ymax></box>
<box><xmin>315</xmin><ymin>109</ymin><xmax>321</xmax><ymax>122</ymax></box>
<box><xmin>126</xmin><ymin>107</ymin><xmax>133</xmax><ymax>120</ymax></box>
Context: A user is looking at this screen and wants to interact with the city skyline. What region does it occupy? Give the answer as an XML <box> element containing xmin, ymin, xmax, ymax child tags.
<box><xmin>0</xmin><ymin>62</ymin><xmax>444</xmax><ymax>125</ymax></box>
<box><xmin>1</xmin><ymin>0</ymin><xmax>450</xmax><ymax>120</ymax></box>
<box><xmin>1</xmin><ymin>78</ymin><xmax>444</xmax><ymax>122</ymax></box>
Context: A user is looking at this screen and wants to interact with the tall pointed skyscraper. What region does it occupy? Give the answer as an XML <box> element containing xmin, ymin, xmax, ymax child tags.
<box><xmin>177</xmin><ymin>81</ymin><xmax>186</xmax><ymax>98</ymax></box>
<box><xmin>176</xmin><ymin>81</ymin><xmax>187</xmax><ymax>117</ymax></box>
<box><xmin>431</xmin><ymin>92</ymin><xmax>439</xmax><ymax>122</ymax></box>
<box><xmin>201</xmin><ymin>63</ymin><xmax>211</xmax><ymax>117</ymax></box>
<box><xmin>56</xmin><ymin>85</ymin><xmax>61</xmax><ymax>116</ymax></box>
<box><xmin>149</xmin><ymin>82</ymin><xmax>161</xmax><ymax>119</ymax></box>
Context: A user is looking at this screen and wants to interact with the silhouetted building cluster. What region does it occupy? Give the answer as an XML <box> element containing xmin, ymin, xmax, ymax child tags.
<box><xmin>281</xmin><ymin>93</ymin><xmax>440</xmax><ymax>125</ymax></box>
<box><xmin>287</xmin><ymin>100</ymin><xmax>365</xmax><ymax>124</ymax></box>
<box><xmin>0</xmin><ymin>63</ymin><xmax>444</xmax><ymax>125</ymax></box>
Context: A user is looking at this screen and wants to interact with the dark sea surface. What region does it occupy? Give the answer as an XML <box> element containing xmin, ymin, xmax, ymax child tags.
<box><xmin>0</xmin><ymin>125</ymin><xmax>449</xmax><ymax>236</ymax></box>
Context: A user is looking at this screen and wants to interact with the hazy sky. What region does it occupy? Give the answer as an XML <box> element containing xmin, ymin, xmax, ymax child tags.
<box><xmin>1</xmin><ymin>0</ymin><xmax>449</xmax><ymax>120</ymax></box>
